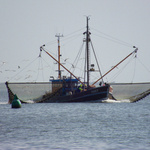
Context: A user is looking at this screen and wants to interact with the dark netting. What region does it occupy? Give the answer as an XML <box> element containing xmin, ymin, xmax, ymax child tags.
<box><xmin>109</xmin><ymin>82</ymin><xmax>150</xmax><ymax>101</ymax></box>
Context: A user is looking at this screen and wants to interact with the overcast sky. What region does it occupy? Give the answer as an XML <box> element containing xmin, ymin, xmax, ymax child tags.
<box><xmin>0</xmin><ymin>0</ymin><xmax>150</xmax><ymax>83</ymax></box>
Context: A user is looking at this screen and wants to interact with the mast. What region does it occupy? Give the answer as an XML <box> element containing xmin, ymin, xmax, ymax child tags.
<box><xmin>40</xmin><ymin>46</ymin><xmax>86</xmax><ymax>86</ymax></box>
<box><xmin>86</xmin><ymin>16</ymin><xmax>90</xmax><ymax>87</ymax></box>
<box><xmin>55</xmin><ymin>34</ymin><xmax>63</xmax><ymax>79</ymax></box>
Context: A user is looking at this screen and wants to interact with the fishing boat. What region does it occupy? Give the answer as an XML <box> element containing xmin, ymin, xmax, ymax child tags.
<box><xmin>5</xmin><ymin>17</ymin><xmax>150</xmax><ymax>103</ymax></box>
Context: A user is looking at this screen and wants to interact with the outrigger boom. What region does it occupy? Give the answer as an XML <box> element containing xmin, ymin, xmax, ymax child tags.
<box><xmin>40</xmin><ymin>46</ymin><xmax>86</xmax><ymax>87</ymax></box>
<box><xmin>92</xmin><ymin>47</ymin><xmax>138</xmax><ymax>85</ymax></box>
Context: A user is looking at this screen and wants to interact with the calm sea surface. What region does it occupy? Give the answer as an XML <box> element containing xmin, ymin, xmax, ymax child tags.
<box><xmin>0</xmin><ymin>83</ymin><xmax>150</xmax><ymax>150</ymax></box>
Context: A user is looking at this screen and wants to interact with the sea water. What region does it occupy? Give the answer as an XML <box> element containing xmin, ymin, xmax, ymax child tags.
<box><xmin>0</xmin><ymin>83</ymin><xmax>150</xmax><ymax>150</ymax></box>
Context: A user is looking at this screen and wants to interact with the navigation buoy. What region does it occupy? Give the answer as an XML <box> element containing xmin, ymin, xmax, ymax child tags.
<box><xmin>12</xmin><ymin>94</ymin><xmax>21</xmax><ymax>108</ymax></box>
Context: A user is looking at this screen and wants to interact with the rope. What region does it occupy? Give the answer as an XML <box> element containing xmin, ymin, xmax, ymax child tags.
<box><xmin>91</xmin><ymin>27</ymin><xmax>133</xmax><ymax>48</ymax></box>
<box><xmin>131</xmin><ymin>56</ymin><xmax>137</xmax><ymax>83</ymax></box>
<box><xmin>64</xmin><ymin>28</ymin><xmax>85</xmax><ymax>37</ymax></box>
<box><xmin>137</xmin><ymin>57</ymin><xmax>150</xmax><ymax>73</ymax></box>
<box><xmin>43</xmin><ymin>28</ymin><xmax>85</xmax><ymax>46</ymax></box>
<box><xmin>62</xmin><ymin>33</ymin><xmax>82</xmax><ymax>46</ymax></box>
<box><xmin>35</xmin><ymin>57</ymin><xmax>45</xmax><ymax>82</ymax></box>
<box><xmin>109</xmin><ymin>55</ymin><xmax>135</xmax><ymax>82</ymax></box>
<box><xmin>8</xmin><ymin>57</ymin><xmax>39</xmax><ymax>82</ymax></box>
<box><xmin>66</xmin><ymin>42</ymin><xmax>85</xmax><ymax>76</ymax></box>
<box><xmin>90</xmin><ymin>39</ymin><xmax>104</xmax><ymax>83</ymax></box>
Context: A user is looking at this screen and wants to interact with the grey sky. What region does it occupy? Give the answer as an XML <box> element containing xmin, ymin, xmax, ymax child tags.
<box><xmin>0</xmin><ymin>0</ymin><xmax>150</xmax><ymax>83</ymax></box>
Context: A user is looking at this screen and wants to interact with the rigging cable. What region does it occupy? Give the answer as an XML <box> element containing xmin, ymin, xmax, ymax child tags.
<box><xmin>67</xmin><ymin>42</ymin><xmax>84</xmax><ymax>75</ymax></box>
<box><xmin>131</xmin><ymin>54</ymin><xmax>137</xmax><ymax>83</ymax></box>
<box><xmin>8</xmin><ymin>56</ymin><xmax>39</xmax><ymax>82</ymax></box>
<box><xmin>108</xmin><ymin>54</ymin><xmax>135</xmax><ymax>82</ymax></box>
<box><xmin>137</xmin><ymin>57</ymin><xmax>150</xmax><ymax>73</ymax></box>
<box><xmin>62</xmin><ymin>33</ymin><xmax>82</xmax><ymax>46</ymax></box>
<box><xmin>64</xmin><ymin>28</ymin><xmax>85</xmax><ymax>37</ymax></box>
<box><xmin>38</xmin><ymin>49</ymin><xmax>59</xmax><ymax>80</ymax></box>
<box><xmin>91</xmin><ymin>27</ymin><xmax>133</xmax><ymax>48</ymax></box>
<box><xmin>43</xmin><ymin>28</ymin><xmax>85</xmax><ymax>46</ymax></box>
<box><xmin>43</xmin><ymin>33</ymin><xmax>84</xmax><ymax>78</ymax></box>
<box><xmin>35</xmin><ymin>56</ymin><xmax>45</xmax><ymax>82</ymax></box>
<box><xmin>90</xmin><ymin>39</ymin><xmax>104</xmax><ymax>84</ymax></box>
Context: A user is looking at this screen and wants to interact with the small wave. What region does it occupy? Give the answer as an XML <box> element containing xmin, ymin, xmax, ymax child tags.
<box><xmin>120</xmin><ymin>99</ymin><xmax>130</xmax><ymax>103</ymax></box>
<box><xmin>0</xmin><ymin>102</ymin><xmax>8</xmax><ymax>105</ymax></box>
<box><xmin>21</xmin><ymin>100</ymin><xmax>34</xmax><ymax>103</ymax></box>
<box><xmin>26</xmin><ymin>100</ymin><xmax>34</xmax><ymax>103</ymax></box>
<box><xmin>102</xmin><ymin>99</ymin><xmax>130</xmax><ymax>103</ymax></box>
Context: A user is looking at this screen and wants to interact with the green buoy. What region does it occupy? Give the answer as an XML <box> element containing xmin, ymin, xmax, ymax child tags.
<box><xmin>12</xmin><ymin>94</ymin><xmax>22</xmax><ymax>108</ymax></box>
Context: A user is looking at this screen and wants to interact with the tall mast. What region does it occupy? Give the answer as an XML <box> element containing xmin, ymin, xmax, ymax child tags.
<box><xmin>86</xmin><ymin>16</ymin><xmax>90</xmax><ymax>87</ymax></box>
<box><xmin>55</xmin><ymin>34</ymin><xmax>63</xmax><ymax>79</ymax></box>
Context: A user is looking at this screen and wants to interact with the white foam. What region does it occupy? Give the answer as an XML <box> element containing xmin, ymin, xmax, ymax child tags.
<box><xmin>0</xmin><ymin>102</ymin><xmax>8</xmax><ymax>105</ymax></box>
<box><xmin>102</xmin><ymin>99</ymin><xmax>130</xmax><ymax>103</ymax></box>
<box><xmin>120</xmin><ymin>99</ymin><xmax>130</xmax><ymax>103</ymax></box>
